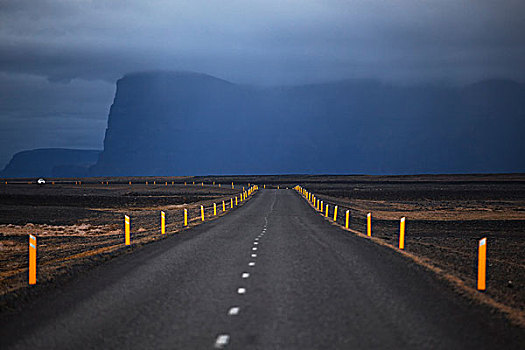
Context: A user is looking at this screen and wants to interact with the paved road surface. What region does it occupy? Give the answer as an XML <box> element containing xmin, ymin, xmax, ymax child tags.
<box><xmin>1</xmin><ymin>189</ymin><xmax>523</xmax><ymax>349</ymax></box>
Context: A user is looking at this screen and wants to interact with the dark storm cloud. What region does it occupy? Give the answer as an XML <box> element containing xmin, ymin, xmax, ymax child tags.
<box><xmin>1</xmin><ymin>0</ymin><xmax>525</xmax><ymax>168</ymax></box>
<box><xmin>1</xmin><ymin>0</ymin><xmax>525</xmax><ymax>84</ymax></box>
<box><xmin>0</xmin><ymin>73</ymin><xmax>113</xmax><ymax>167</ymax></box>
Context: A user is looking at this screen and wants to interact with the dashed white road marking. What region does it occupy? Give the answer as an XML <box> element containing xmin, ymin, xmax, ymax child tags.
<box><xmin>228</xmin><ymin>307</ymin><xmax>240</xmax><ymax>315</ymax></box>
<box><xmin>252</xmin><ymin>247</ymin><xmax>258</xmax><ymax>251</ymax></box>
<box><xmin>237</xmin><ymin>288</ymin><xmax>246</xmax><ymax>294</ymax></box>
<box><xmin>249</xmin><ymin>262</ymin><xmax>255</xmax><ymax>266</ymax></box>
<box><xmin>242</xmin><ymin>272</ymin><xmax>250</xmax><ymax>278</ymax></box>
<box><xmin>214</xmin><ymin>334</ymin><xmax>230</xmax><ymax>349</ymax></box>
<box><xmin>254</xmin><ymin>242</ymin><xmax>259</xmax><ymax>245</ymax></box>
<box><xmin>251</xmin><ymin>254</ymin><xmax>257</xmax><ymax>257</ymax></box>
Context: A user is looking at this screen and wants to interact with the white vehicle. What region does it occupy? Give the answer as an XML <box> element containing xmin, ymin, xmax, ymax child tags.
<box><xmin>37</xmin><ymin>178</ymin><xmax>46</xmax><ymax>185</ymax></box>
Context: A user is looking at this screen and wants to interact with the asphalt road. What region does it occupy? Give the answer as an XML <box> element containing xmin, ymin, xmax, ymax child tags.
<box><xmin>1</xmin><ymin>189</ymin><xmax>523</xmax><ymax>349</ymax></box>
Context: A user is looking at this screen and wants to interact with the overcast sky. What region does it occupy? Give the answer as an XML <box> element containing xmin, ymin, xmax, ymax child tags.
<box><xmin>1</xmin><ymin>0</ymin><xmax>525</xmax><ymax>168</ymax></box>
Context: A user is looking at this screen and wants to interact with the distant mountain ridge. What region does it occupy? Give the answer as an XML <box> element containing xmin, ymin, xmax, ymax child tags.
<box><xmin>90</xmin><ymin>71</ymin><xmax>525</xmax><ymax>175</ymax></box>
<box><xmin>2</xmin><ymin>72</ymin><xmax>524</xmax><ymax>177</ymax></box>
<box><xmin>0</xmin><ymin>148</ymin><xmax>100</xmax><ymax>178</ymax></box>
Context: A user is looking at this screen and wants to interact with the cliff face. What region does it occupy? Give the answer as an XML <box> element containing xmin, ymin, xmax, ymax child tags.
<box><xmin>90</xmin><ymin>71</ymin><xmax>525</xmax><ymax>175</ymax></box>
<box><xmin>1</xmin><ymin>148</ymin><xmax>100</xmax><ymax>178</ymax></box>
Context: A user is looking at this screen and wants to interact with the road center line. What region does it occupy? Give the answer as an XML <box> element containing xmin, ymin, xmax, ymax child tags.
<box><xmin>214</xmin><ymin>334</ymin><xmax>230</xmax><ymax>349</ymax></box>
<box><xmin>228</xmin><ymin>307</ymin><xmax>240</xmax><ymax>315</ymax></box>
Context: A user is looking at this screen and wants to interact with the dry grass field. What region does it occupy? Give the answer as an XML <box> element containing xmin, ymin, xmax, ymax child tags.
<box><xmin>1</xmin><ymin>174</ymin><xmax>523</xmax><ymax>321</ymax></box>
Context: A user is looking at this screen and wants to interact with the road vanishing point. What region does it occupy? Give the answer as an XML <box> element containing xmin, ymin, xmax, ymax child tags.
<box><xmin>1</xmin><ymin>189</ymin><xmax>523</xmax><ymax>349</ymax></box>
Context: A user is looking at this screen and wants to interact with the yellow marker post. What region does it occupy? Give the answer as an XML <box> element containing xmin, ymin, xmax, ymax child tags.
<box><xmin>124</xmin><ymin>215</ymin><xmax>131</xmax><ymax>245</ymax></box>
<box><xmin>345</xmin><ymin>210</ymin><xmax>350</xmax><ymax>229</ymax></box>
<box><xmin>325</xmin><ymin>204</ymin><xmax>329</xmax><ymax>217</ymax></box>
<box><xmin>154</xmin><ymin>181</ymin><xmax>156</xmax><ymax>185</ymax></box>
<box><xmin>214</xmin><ymin>203</ymin><xmax>217</xmax><ymax>216</ymax></box>
<box><xmin>161</xmin><ymin>211</ymin><xmax>166</xmax><ymax>234</ymax></box>
<box><xmin>222</xmin><ymin>201</ymin><xmax>225</xmax><ymax>211</ymax></box>
<box><xmin>184</xmin><ymin>209</ymin><xmax>188</xmax><ymax>226</ymax></box>
<box><xmin>277</xmin><ymin>185</ymin><xmax>280</xmax><ymax>189</ymax></box>
<box><xmin>28</xmin><ymin>234</ymin><xmax>37</xmax><ymax>285</ymax></box>
<box><xmin>201</xmin><ymin>182</ymin><xmax>204</xmax><ymax>187</ymax></box>
<box><xmin>320</xmin><ymin>201</ymin><xmax>324</xmax><ymax>212</ymax></box>
<box><xmin>478</xmin><ymin>238</ymin><xmax>487</xmax><ymax>291</ymax></box>
<box><xmin>213</xmin><ymin>181</ymin><xmax>215</xmax><ymax>185</ymax></box>
<box><xmin>235</xmin><ymin>197</ymin><xmax>238</xmax><ymax>206</ymax></box>
<box><xmin>172</xmin><ymin>181</ymin><xmax>174</xmax><ymax>185</ymax></box>
<box><xmin>232</xmin><ymin>182</ymin><xmax>234</xmax><ymax>189</ymax></box>
<box><xmin>399</xmin><ymin>217</ymin><xmax>406</xmax><ymax>249</ymax></box>
<box><xmin>201</xmin><ymin>205</ymin><xmax>205</xmax><ymax>221</ymax></box>
<box><xmin>264</xmin><ymin>184</ymin><xmax>266</xmax><ymax>189</ymax></box>
<box><xmin>219</xmin><ymin>183</ymin><xmax>221</xmax><ymax>188</ymax></box>
<box><xmin>193</xmin><ymin>181</ymin><xmax>195</xmax><ymax>185</ymax></box>
<box><xmin>185</xmin><ymin>182</ymin><xmax>187</xmax><ymax>186</ymax></box>
<box><xmin>333</xmin><ymin>206</ymin><xmax>338</xmax><ymax>221</ymax></box>
<box><xmin>367</xmin><ymin>213</ymin><xmax>372</xmax><ymax>237</ymax></box>
<box><xmin>231</xmin><ymin>198</ymin><xmax>234</xmax><ymax>208</ymax></box>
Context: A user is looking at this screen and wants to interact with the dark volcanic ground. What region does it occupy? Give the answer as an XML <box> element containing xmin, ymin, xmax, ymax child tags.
<box><xmin>0</xmin><ymin>174</ymin><xmax>524</xmax><ymax>327</ymax></box>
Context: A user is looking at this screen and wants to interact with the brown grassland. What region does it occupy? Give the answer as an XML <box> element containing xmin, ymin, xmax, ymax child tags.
<box><xmin>0</xmin><ymin>174</ymin><xmax>523</xmax><ymax>325</ymax></box>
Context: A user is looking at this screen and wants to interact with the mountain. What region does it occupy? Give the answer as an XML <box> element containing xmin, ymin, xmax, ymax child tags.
<box><xmin>0</xmin><ymin>148</ymin><xmax>101</xmax><ymax>178</ymax></box>
<box><xmin>88</xmin><ymin>71</ymin><xmax>524</xmax><ymax>175</ymax></box>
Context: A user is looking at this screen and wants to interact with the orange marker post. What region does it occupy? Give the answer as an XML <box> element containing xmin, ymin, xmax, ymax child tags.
<box><xmin>478</xmin><ymin>238</ymin><xmax>487</xmax><ymax>291</ymax></box>
<box><xmin>367</xmin><ymin>213</ymin><xmax>372</xmax><ymax>237</ymax></box>
<box><xmin>214</xmin><ymin>203</ymin><xmax>217</xmax><ymax>216</ymax></box>
<box><xmin>165</xmin><ymin>182</ymin><xmax>168</xmax><ymax>186</ymax></box>
<box><xmin>345</xmin><ymin>210</ymin><xmax>350</xmax><ymax>229</ymax></box>
<box><xmin>399</xmin><ymin>217</ymin><xmax>406</xmax><ymax>249</ymax></box>
<box><xmin>124</xmin><ymin>215</ymin><xmax>131</xmax><ymax>245</ymax></box>
<box><xmin>129</xmin><ymin>181</ymin><xmax>132</xmax><ymax>185</ymax></box>
<box><xmin>160</xmin><ymin>211</ymin><xmax>166</xmax><ymax>234</ymax></box>
<box><xmin>201</xmin><ymin>205</ymin><xmax>205</xmax><ymax>221</ymax></box>
<box><xmin>333</xmin><ymin>205</ymin><xmax>338</xmax><ymax>221</ymax></box>
<box><xmin>28</xmin><ymin>234</ymin><xmax>37</xmax><ymax>285</ymax></box>
<box><xmin>184</xmin><ymin>209</ymin><xmax>188</xmax><ymax>226</ymax></box>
